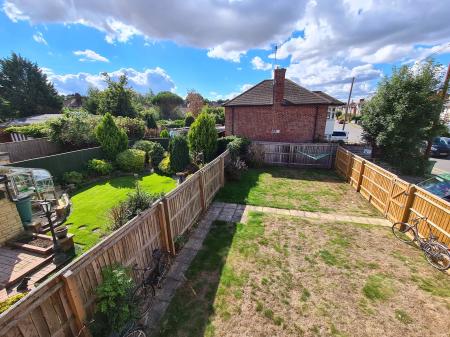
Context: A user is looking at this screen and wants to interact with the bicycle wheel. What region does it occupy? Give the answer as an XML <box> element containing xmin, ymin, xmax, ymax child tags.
<box><xmin>131</xmin><ymin>283</ymin><xmax>155</xmax><ymax>319</ymax></box>
<box><xmin>392</xmin><ymin>222</ymin><xmax>415</xmax><ymax>243</ymax></box>
<box><xmin>156</xmin><ymin>252</ymin><xmax>172</xmax><ymax>286</ymax></box>
<box><xmin>123</xmin><ymin>327</ymin><xmax>147</xmax><ymax>337</ymax></box>
<box><xmin>424</xmin><ymin>242</ymin><xmax>450</xmax><ymax>271</ymax></box>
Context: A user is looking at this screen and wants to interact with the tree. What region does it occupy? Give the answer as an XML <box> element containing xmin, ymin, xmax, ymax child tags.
<box><xmin>96</xmin><ymin>113</ymin><xmax>128</xmax><ymax>159</ymax></box>
<box><xmin>98</xmin><ymin>74</ymin><xmax>136</xmax><ymax>117</ymax></box>
<box><xmin>169</xmin><ymin>135</ymin><xmax>190</xmax><ymax>172</ymax></box>
<box><xmin>84</xmin><ymin>87</ymin><xmax>102</xmax><ymax>114</ymax></box>
<box><xmin>151</xmin><ymin>91</ymin><xmax>184</xmax><ymax>119</ymax></box>
<box><xmin>49</xmin><ymin>111</ymin><xmax>99</xmax><ymax>148</ymax></box>
<box><xmin>184</xmin><ymin>113</ymin><xmax>195</xmax><ymax>127</ymax></box>
<box><xmin>361</xmin><ymin>60</ymin><xmax>444</xmax><ymax>175</ymax></box>
<box><xmin>141</xmin><ymin>109</ymin><xmax>158</xmax><ymax>129</ymax></box>
<box><xmin>188</xmin><ymin>111</ymin><xmax>217</xmax><ymax>161</ymax></box>
<box><xmin>186</xmin><ymin>90</ymin><xmax>204</xmax><ymax>116</ymax></box>
<box><xmin>202</xmin><ymin>105</ymin><xmax>225</xmax><ymax>125</ymax></box>
<box><xmin>0</xmin><ymin>53</ymin><xmax>62</xmax><ymax>118</ymax></box>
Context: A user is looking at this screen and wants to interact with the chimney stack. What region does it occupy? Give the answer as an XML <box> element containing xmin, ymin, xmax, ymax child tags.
<box><xmin>273</xmin><ymin>67</ymin><xmax>286</xmax><ymax>105</ymax></box>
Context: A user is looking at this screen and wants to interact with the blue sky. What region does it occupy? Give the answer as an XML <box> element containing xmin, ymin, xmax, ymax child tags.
<box><xmin>0</xmin><ymin>0</ymin><xmax>449</xmax><ymax>101</ymax></box>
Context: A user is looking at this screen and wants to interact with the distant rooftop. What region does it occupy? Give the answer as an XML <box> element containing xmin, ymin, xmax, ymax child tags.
<box><xmin>0</xmin><ymin>114</ymin><xmax>60</xmax><ymax>128</ymax></box>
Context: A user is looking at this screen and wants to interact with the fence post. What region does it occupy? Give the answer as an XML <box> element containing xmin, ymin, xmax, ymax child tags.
<box><xmin>198</xmin><ymin>171</ymin><xmax>206</xmax><ymax>212</ymax></box>
<box><xmin>356</xmin><ymin>159</ymin><xmax>365</xmax><ymax>192</ymax></box>
<box><xmin>61</xmin><ymin>271</ymin><xmax>88</xmax><ymax>337</ymax></box>
<box><xmin>401</xmin><ymin>184</ymin><xmax>416</xmax><ymax>223</ymax></box>
<box><xmin>161</xmin><ymin>198</ymin><xmax>176</xmax><ymax>254</ymax></box>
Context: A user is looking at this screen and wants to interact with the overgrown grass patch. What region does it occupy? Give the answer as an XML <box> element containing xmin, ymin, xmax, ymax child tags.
<box><xmin>155</xmin><ymin>212</ymin><xmax>450</xmax><ymax>337</ymax></box>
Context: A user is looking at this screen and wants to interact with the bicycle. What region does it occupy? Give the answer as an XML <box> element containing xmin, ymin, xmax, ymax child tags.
<box><xmin>131</xmin><ymin>249</ymin><xmax>173</xmax><ymax>318</ymax></box>
<box><xmin>77</xmin><ymin>319</ymin><xmax>147</xmax><ymax>337</ymax></box>
<box><xmin>392</xmin><ymin>216</ymin><xmax>450</xmax><ymax>271</ymax></box>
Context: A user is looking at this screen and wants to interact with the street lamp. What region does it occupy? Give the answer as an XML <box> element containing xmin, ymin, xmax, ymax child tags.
<box><xmin>40</xmin><ymin>201</ymin><xmax>66</xmax><ymax>265</ymax></box>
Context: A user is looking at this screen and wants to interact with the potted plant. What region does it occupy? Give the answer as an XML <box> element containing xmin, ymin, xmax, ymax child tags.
<box><xmin>55</xmin><ymin>225</ymin><xmax>68</xmax><ymax>239</ymax></box>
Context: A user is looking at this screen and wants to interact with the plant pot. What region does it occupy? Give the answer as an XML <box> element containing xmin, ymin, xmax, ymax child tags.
<box><xmin>55</xmin><ymin>226</ymin><xmax>68</xmax><ymax>239</ymax></box>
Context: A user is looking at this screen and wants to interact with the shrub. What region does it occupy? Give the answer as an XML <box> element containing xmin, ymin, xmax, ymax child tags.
<box><xmin>158</xmin><ymin>156</ymin><xmax>173</xmax><ymax>175</ymax></box>
<box><xmin>126</xmin><ymin>183</ymin><xmax>158</xmax><ymax>217</ymax></box>
<box><xmin>115</xmin><ymin>116</ymin><xmax>145</xmax><ymax>140</ymax></box>
<box><xmin>49</xmin><ymin>111</ymin><xmax>99</xmax><ymax>148</ymax></box>
<box><xmin>184</xmin><ymin>113</ymin><xmax>195</xmax><ymax>127</ymax></box>
<box><xmin>217</xmin><ymin>136</ymin><xmax>237</xmax><ymax>155</ymax></box>
<box><xmin>225</xmin><ymin>158</ymin><xmax>248</xmax><ymax>181</ymax></box>
<box><xmin>116</xmin><ymin>149</ymin><xmax>145</xmax><ymax>172</ymax></box>
<box><xmin>96</xmin><ymin>113</ymin><xmax>128</xmax><ymax>160</ymax></box>
<box><xmin>63</xmin><ymin>171</ymin><xmax>83</xmax><ymax>185</ymax></box>
<box><xmin>227</xmin><ymin>137</ymin><xmax>251</xmax><ymax>161</ymax></box>
<box><xmin>169</xmin><ymin>135</ymin><xmax>190</xmax><ymax>172</ymax></box>
<box><xmin>158</xmin><ymin>119</ymin><xmax>185</xmax><ymax>128</ymax></box>
<box><xmin>5</xmin><ymin>122</ymin><xmax>51</xmax><ymax>138</ymax></box>
<box><xmin>188</xmin><ymin>112</ymin><xmax>217</xmax><ymax>161</ymax></box>
<box><xmin>108</xmin><ymin>201</ymin><xmax>131</xmax><ymax>231</ymax></box>
<box><xmin>91</xmin><ymin>265</ymin><xmax>136</xmax><ymax>336</ymax></box>
<box><xmin>202</xmin><ymin>106</ymin><xmax>225</xmax><ymax>125</ymax></box>
<box><xmin>0</xmin><ymin>292</ymin><xmax>27</xmax><ymax>314</ymax></box>
<box><xmin>141</xmin><ymin>109</ymin><xmax>158</xmax><ymax>129</ymax></box>
<box><xmin>133</xmin><ymin>140</ymin><xmax>165</xmax><ymax>166</ymax></box>
<box><xmin>87</xmin><ymin>159</ymin><xmax>113</xmax><ymax>176</ymax></box>
<box><xmin>160</xmin><ymin>129</ymin><xmax>169</xmax><ymax>138</ymax></box>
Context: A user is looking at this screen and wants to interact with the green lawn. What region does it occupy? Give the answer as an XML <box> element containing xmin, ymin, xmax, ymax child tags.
<box><xmin>216</xmin><ymin>167</ymin><xmax>379</xmax><ymax>216</ymax></box>
<box><xmin>155</xmin><ymin>212</ymin><xmax>450</xmax><ymax>337</ymax></box>
<box><xmin>65</xmin><ymin>173</ymin><xmax>176</xmax><ymax>252</ymax></box>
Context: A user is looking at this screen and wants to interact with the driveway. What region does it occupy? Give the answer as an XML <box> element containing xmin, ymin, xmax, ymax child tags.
<box><xmin>431</xmin><ymin>156</ymin><xmax>450</xmax><ymax>175</ymax></box>
<box><xmin>334</xmin><ymin>120</ymin><xmax>363</xmax><ymax>143</ymax></box>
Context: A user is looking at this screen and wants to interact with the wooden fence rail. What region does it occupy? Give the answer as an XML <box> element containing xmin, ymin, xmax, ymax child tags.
<box><xmin>335</xmin><ymin>146</ymin><xmax>450</xmax><ymax>246</ymax></box>
<box><xmin>0</xmin><ymin>138</ymin><xmax>62</xmax><ymax>162</ymax></box>
<box><xmin>0</xmin><ymin>150</ymin><xmax>229</xmax><ymax>337</ymax></box>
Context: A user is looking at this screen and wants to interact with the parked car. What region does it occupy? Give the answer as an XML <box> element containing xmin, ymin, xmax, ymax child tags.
<box><xmin>329</xmin><ymin>130</ymin><xmax>349</xmax><ymax>142</ymax></box>
<box><xmin>431</xmin><ymin>137</ymin><xmax>450</xmax><ymax>157</ymax></box>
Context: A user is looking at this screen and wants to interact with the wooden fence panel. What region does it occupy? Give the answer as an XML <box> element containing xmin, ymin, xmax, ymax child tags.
<box><xmin>201</xmin><ymin>155</ymin><xmax>224</xmax><ymax>207</ymax></box>
<box><xmin>254</xmin><ymin>142</ymin><xmax>337</xmax><ymax>169</ymax></box>
<box><xmin>0</xmin><ymin>138</ymin><xmax>62</xmax><ymax>162</ymax></box>
<box><xmin>334</xmin><ymin>146</ymin><xmax>450</xmax><ymax>246</ymax></box>
<box><xmin>165</xmin><ymin>173</ymin><xmax>203</xmax><ymax>241</ymax></box>
<box><xmin>0</xmin><ymin>150</ymin><xmax>228</xmax><ymax>336</ymax></box>
<box><xmin>0</xmin><ymin>279</ymin><xmax>78</xmax><ymax>337</ymax></box>
<box><xmin>335</xmin><ymin>147</ymin><xmax>351</xmax><ymax>177</ymax></box>
<box><xmin>409</xmin><ymin>187</ymin><xmax>450</xmax><ymax>245</ymax></box>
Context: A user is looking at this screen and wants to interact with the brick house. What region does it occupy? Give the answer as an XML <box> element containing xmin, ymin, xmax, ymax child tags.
<box><xmin>224</xmin><ymin>68</ymin><xmax>343</xmax><ymax>142</ymax></box>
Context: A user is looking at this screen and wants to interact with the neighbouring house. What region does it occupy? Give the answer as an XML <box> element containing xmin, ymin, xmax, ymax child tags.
<box><xmin>224</xmin><ymin>68</ymin><xmax>343</xmax><ymax>143</ymax></box>
<box><xmin>0</xmin><ymin>114</ymin><xmax>59</xmax><ymax>143</ymax></box>
<box><xmin>346</xmin><ymin>98</ymin><xmax>365</xmax><ymax>117</ymax></box>
<box><xmin>313</xmin><ymin>91</ymin><xmax>345</xmax><ymax>139</ymax></box>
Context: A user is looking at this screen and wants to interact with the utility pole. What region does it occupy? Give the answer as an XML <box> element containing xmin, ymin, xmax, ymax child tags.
<box><xmin>442</xmin><ymin>63</ymin><xmax>450</xmax><ymax>100</ymax></box>
<box><xmin>342</xmin><ymin>77</ymin><xmax>355</xmax><ymax>131</ymax></box>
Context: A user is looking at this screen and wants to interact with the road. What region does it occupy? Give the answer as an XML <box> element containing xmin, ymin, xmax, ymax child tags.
<box><xmin>432</xmin><ymin>156</ymin><xmax>450</xmax><ymax>175</ymax></box>
<box><xmin>334</xmin><ymin>120</ymin><xmax>363</xmax><ymax>143</ymax></box>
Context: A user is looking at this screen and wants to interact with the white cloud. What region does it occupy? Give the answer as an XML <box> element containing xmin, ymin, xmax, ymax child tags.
<box><xmin>73</xmin><ymin>49</ymin><xmax>109</xmax><ymax>63</ymax></box>
<box><xmin>32</xmin><ymin>31</ymin><xmax>47</xmax><ymax>45</ymax></box>
<box><xmin>251</xmin><ymin>56</ymin><xmax>272</xmax><ymax>71</ymax></box>
<box><xmin>43</xmin><ymin>67</ymin><xmax>176</xmax><ymax>95</ymax></box>
<box><xmin>208</xmin><ymin>83</ymin><xmax>253</xmax><ymax>100</ymax></box>
<box><xmin>3</xmin><ymin>0</ymin><xmax>303</xmax><ymax>61</ymax></box>
<box><xmin>207</xmin><ymin>45</ymin><xmax>246</xmax><ymax>63</ymax></box>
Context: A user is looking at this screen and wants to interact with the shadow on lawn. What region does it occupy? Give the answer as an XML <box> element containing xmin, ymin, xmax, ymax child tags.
<box><xmin>156</xmin><ymin>221</ymin><xmax>237</xmax><ymax>337</ymax></box>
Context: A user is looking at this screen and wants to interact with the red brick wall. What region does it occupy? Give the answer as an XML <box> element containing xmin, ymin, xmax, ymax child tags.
<box><xmin>225</xmin><ymin>104</ymin><xmax>327</xmax><ymax>143</ymax></box>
